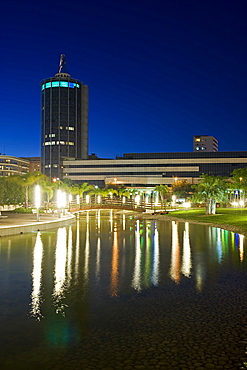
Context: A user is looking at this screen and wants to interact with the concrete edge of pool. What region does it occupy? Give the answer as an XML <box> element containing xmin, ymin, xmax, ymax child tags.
<box><xmin>0</xmin><ymin>213</ymin><xmax>76</xmax><ymax>237</ymax></box>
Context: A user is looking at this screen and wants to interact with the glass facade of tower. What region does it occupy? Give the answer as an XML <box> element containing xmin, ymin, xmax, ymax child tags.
<box><xmin>41</xmin><ymin>70</ymin><xmax>88</xmax><ymax>179</ymax></box>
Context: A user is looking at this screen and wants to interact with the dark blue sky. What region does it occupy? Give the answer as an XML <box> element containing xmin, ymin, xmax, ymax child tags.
<box><xmin>1</xmin><ymin>0</ymin><xmax>246</xmax><ymax>158</ymax></box>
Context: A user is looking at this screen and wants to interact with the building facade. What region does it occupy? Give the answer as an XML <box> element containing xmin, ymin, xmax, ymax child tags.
<box><xmin>41</xmin><ymin>55</ymin><xmax>88</xmax><ymax>180</ymax></box>
<box><xmin>0</xmin><ymin>155</ymin><xmax>29</xmax><ymax>176</ymax></box>
<box><xmin>62</xmin><ymin>151</ymin><xmax>247</xmax><ymax>188</ymax></box>
<box><xmin>193</xmin><ymin>135</ymin><xmax>218</xmax><ymax>152</ymax></box>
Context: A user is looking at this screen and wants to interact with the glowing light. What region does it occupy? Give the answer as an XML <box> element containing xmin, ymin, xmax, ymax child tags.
<box><xmin>183</xmin><ymin>202</ymin><xmax>191</xmax><ymax>209</ymax></box>
<box><xmin>76</xmin><ymin>195</ymin><xmax>80</xmax><ymax>204</ymax></box>
<box><xmin>181</xmin><ymin>222</ymin><xmax>192</xmax><ymax>277</ymax></box>
<box><xmin>68</xmin><ymin>194</ymin><xmax>72</xmax><ymax>203</ymax></box>
<box><xmin>170</xmin><ymin>221</ymin><xmax>181</xmax><ymax>283</ymax></box>
<box><xmin>110</xmin><ymin>223</ymin><xmax>119</xmax><ymax>297</ymax></box>
<box><xmin>86</xmin><ymin>195</ymin><xmax>90</xmax><ymax>204</ymax></box>
<box><xmin>151</xmin><ymin>223</ymin><xmax>160</xmax><ymax>286</ymax></box>
<box><xmin>97</xmin><ymin>195</ymin><xmax>101</xmax><ymax>204</ymax></box>
<box><xmin>57</xmin><ymin>189</ymin><xmax>63</xmax><ymax>208</ymax></box>
<box><xmin>135</xmin><ymin>195</ymin><xmax>140</xmax><ymax>204</ymax></box>
<box><xmin>132</xmin><ymin>220</ymin><xmax>141</xmax><ymax>291</ymax></box>
<box><xmin>53</xmin><ymin>227</ymin><xmax>67</xmax><ymax>312</ymax></box>
<box><xmin>35</xmin><ymin>185</ymin><xmax>41</xmax><ymax>209</ymax></box>
<box><xmin>239</xmin><ymin>234</ymin><xmax>244</xmax><ymax>262</ymax></box>
<box><xmin>122</xmin><ymin>196</ymin><xmax>126</xmax><ymax>204</ymax></box>
<box><xmin>30</xmin><ymin>232</ymin><xmax>43</xmax><ymax>320</ymax></box>
<box><xmin>239</xmin><ymin>200</ymin><xmax>245</xmax><ymax>207</ymax></box>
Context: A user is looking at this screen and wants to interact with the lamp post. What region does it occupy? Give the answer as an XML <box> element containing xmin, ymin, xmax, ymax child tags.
<box><xmin>35</xmin><ymin>185</ymin><xmax>41</xmax><ymax>222</ymax></box>
<box><xmin>57</xmin><ymin>189</ymin><xmax>62</xmax><ymax>218</ymax></box>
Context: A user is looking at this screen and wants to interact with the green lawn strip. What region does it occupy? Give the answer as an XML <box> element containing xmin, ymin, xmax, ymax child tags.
<box><xmin>168</xmin><ymin>208</ymin><xmax>247</xmax><ymax>234</ymax></box>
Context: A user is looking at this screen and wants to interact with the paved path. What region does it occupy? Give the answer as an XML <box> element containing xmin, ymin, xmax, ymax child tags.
<box><xmin>0</xmin><ymin>211</ymin><xmax>75</xmax><ymax>236</ymax></box>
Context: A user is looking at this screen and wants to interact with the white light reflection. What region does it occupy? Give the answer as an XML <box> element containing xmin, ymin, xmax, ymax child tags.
<box><xmin>110</xmin><ymin>222</ymin><xmax>119</xmax><ymax>297</ymax></box>
<box><xmin>53</xmin><ymin>227</ymin><xmax>67</xmax><ymax>313</ymax></box>
<box><xmin>122</xmin><ymin>214</ymin><xmax>126</xmax><ymax>231</ymax></box>
<box><xmin>67</xmin><ymin>226</ymin><xmax>73</xmax><ymax>287</ymax></box>
<box><xmin>151</xmin><ymin>222</ymin><xmax>160</xmax><ymax>286</ymax></box>
<box><xmin>97</xmin><ymin>209</ymin><xmax>101</xmax><ymax>231</ymax></box>
<box><xmin>132</xmin><ymin>220</ymin><xmax>142</xmax><ymax>291</ymax></box>
<box><xmin>96</xmin><ymin>236</ymin><xmax>101</xmax><ymax>281</ymax></box>
<box><xmin>84</xmin><ymin>212</ymin><xmax>90</xmax><ymax>284</ymax></box>
<box><xmin>216</xmin><ymin>228</ymin><xmax>223</xmax><ymax>263</ymax></box>
<box><xmin>181</xmin><ymin>222</ymin><xmax>192</xmax><ymax>277</ymax></box>
<box><xmin>75</xmin><ymin>218</ymin><xmax>80</xmax><ymax>281</ymax></box>
<box><xmin>239</xmin><ymin>234</ymin><xmax>244</xmax><ymax>262</ymax></box>
<box><xmin>170</xmin><ymin>221</ymin><xmax>181</xmax><ymax>284</ymax></box>
<box><xmin>109</xmin><ymin>209</ymin><xmax>113</xmax><ymax>232</ymax></box>
<box><xmin>30</xmin><ymin>232</ymin><xmax>43</xmax><ymax>320</ymax></box>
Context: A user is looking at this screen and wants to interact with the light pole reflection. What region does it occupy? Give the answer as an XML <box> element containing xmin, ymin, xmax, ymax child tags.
<box><xmin>84</xmin><ymin>211</ymin><xmax>90</xmax><ymax>285</ymax></box>
<box><xmin>181</xmin><ymin>222</ymin><xmax>192</xmax><ymax>278</ymax></box>
<box><xmin>30</xmin><ymin>232</ymin><xmax>43</xmax><ymax>320</ymax></box>
<box><xmin>132</xmin><ymin>220</ymin><xmax>142</xmax><ymax>291</ymax></box>
<box><xmin>67</xmin><ymin>226</ymin><xmax>73</xmax><ymax>287</ymax></box>
<box><xmin>170</xmin><ymin>221</ymin><xmax>181</xmax><ymax>284</ymax></box>
<box><xmin>110</xmin><ymin>222</ymin><xmax>119</xmax><ymax>297</ymax></box>
<box><xmin>239</xmin><ymin>234</ymin><xmax>244</xmax><ymax>262</ymax></box>
<box><xmin>53</xmin><ymin>227</ymin><xmax>67</xmax><ymax>314</ymax></box>
<box><xmin>151</xmin><ymin>222</ymin><xmax>160</xmax><ymax>286</ymax></box>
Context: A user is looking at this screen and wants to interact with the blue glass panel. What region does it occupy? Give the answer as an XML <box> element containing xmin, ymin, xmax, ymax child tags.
<box><xmin>52</xmin><ymin>81</ymin><xmax>59</xmax><ymax>87</ymax></box>
<box><xmin>45</xmin><ymin>82</ymin><xmax>51</xmax><ymax>88</ymax></box>
<box><xmin>60</xmin><ymin>81</ymin><xmax>68</xmax><ymax>87</ymax></box>
<box><xmin>69</xmin><ymin>82</ymin><xmax>75</xmax><ymax>88</ymax></box>
<box><xmin>41</xmin><ymin>84</ymin><xmax>45</xmax><ymax>90</ymax></box>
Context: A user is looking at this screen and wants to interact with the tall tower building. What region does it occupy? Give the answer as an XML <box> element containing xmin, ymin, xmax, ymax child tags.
<box><xmin>40</xmin><ymin>55</ymin><xmax>88</xmax><ymax>179</ymax></box>
<box><xmin>193</xmin><ymin>135</ymin><xmax>218</xmax><ymax>152</ymax></box>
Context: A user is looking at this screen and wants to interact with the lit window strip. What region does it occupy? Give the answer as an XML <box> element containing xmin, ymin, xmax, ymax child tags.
<box><xmin>42</xmin><ymin>81</ymin><xmax>80</xmax><ymax>90</ymax></box>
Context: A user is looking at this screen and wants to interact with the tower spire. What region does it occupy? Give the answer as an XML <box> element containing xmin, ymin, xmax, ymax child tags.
<box><xmin>56</xmin><ymin>54</ymin><xmax>70</xmax><ymax>77</ymax></box>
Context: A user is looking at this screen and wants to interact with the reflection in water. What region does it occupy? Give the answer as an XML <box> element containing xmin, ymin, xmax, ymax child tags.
<box><xmin>26</xmin><ymin>211</ymin><xmax>247</xmax><ymax>321</ymax></box>
<box><xmin>53</xmin><ymin>227</ymin><xmax>67</xmax><ymax>314</ymax></box>
<box><xmin>151</xmin><ymin>222</ymin><xmax>159</xmax><ymax>286</ymax></box>
<box><xmin>75</xmin><ymin>218</ymin><xmax>80</xmax><ymax>281</ymax></box>
<box><xmin>132</xmin><ymin>220</ymin><xmax>142</xmax><ymax>291</ymax></box>
<box><xmin>84</xmin><ymin>212</ymin><xmax>90</xmax><ymax>285</ymax></box>
<box><xmin>239</xmin><ymin>234</ymin><xmax>244</xmax><ymax>262</ymax></box>
<box><xmin>216</xmin><ymin>228</ymin><xmax>223</xmax><ymax>263</ymax></box>
<box><xmin>170</xmin><ymin>221</ymin><xmax>181</xmax><ymax>284</ymax></box>
<box><xmin>143</xmin><ymin>224</ymin><xmax>152</xmax><ymax>288</ymax></box>
<box><xmin>181</xmin><ymin>222</ymin><xmax>191</xmax><ymax>278</ymax></box>
<box><xmin>30</xmin><ymin>232</ymin><xmax>43</xmax><ymax>320</ymax></box>
<box><xmin>67</xmin><ymin>226</ymin><xmax>73</xmax><ymax>287</ymax></box>
<box><xmin>110</xmin><ymin>222</ymin><xmax>119</xmax><ymax>297</ymax></box>
<box><xmin>96</xmin><ymin>236</ymin><xmax>101</xmax><ymax>281</ymax></box>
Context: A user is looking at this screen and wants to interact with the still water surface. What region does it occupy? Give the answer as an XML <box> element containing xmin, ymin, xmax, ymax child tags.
<box><xmin>0</xmin><ymin>210</ymin><xmax>246</xmax><ymax>369</ymax></box>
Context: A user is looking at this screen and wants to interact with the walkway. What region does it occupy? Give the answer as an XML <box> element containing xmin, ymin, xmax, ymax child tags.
<box><xmin>0</xmin><ymin>211</ymin><xmax>75</xmax><ymax>237</ymax></box>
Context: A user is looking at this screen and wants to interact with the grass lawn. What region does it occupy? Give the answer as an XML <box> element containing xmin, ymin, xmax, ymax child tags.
<box><xmin>168</xmin><ymin>208</ymin><xmax>247</xmax><ymax>235</ymax></box>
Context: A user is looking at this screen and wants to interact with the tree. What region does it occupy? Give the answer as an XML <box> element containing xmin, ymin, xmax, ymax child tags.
<box><xmin>231</xmin><ymin>167</ymin><xmax>247</xmax><ymax>195</ymax></box>
<box><xmin>11</xmin><ymin>172</ymin><xmax>45</xmax><ymax>208</ymax></box>
<box><xmin>0</xmin><ymin>177</ymin><xmax>25</xmax><ymax>206</ymax></box>
<box><xmin>154</xmin><ymin>184</ymin><xmax>170</xmax><ymax>208</ymax></box>
<box><xmin>192</xmin><ymin>174</ymin><xmax>229</xmax><ymax>215</ymax></box>
<box><xmin>171</xmin><ymin>180</ymin><xmax>193</xmax><ymax>199</ymax></box>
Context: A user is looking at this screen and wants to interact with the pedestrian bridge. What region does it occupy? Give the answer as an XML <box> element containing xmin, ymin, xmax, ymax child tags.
<box><xmin>69</xmin><ymin>198</ymin><xmax>157</xmax><ymax>213</ymax></box>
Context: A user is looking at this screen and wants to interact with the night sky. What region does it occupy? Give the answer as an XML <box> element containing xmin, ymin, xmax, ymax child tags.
<box><xmin>1</xmin><ymin>0</ymin><xmax>246</xmax><ymax>159</ymax></box>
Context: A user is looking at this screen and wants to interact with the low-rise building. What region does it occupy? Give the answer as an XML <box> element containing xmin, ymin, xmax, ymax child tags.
<box><xmin>62</xmin><ymin>151</ymin><xmax>247</xmax><ymax>188</ymax></box>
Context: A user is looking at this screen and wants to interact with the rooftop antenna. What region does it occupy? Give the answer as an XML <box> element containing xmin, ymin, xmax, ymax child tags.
<box><xmin>57</xmin><ymin>54</ymin><xmax>70</xmax><ymax>76</ymax></box>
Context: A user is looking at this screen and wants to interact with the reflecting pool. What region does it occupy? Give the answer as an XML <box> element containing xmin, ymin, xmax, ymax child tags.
<box><xmin>0</xmin><ymin>210</ymin><xmax>247</xmax><ymax>370</ymax></box>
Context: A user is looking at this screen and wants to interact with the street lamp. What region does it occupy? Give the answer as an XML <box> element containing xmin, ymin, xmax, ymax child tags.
<box><xmin>35</xmin><ymin>185</ymin><xmax>41</xmax><ymax>222</ymax></box>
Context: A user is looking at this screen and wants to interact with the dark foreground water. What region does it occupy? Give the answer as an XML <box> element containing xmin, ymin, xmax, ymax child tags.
<box><xmin>0</xmin><ymin>210</ymin><xmax>247</xmax><ymax>370</ymax></box>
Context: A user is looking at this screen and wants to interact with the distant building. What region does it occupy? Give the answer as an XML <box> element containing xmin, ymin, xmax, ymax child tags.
<box><xmin>0</xmin><ymin>155</ymin><xmax>29</xmax><ymax>176</ymax></box>
<box><xmin>40</xmin><ymin>54</ymin><xmax>89</xmax><ymax>180</ymax></box>
<box><xmin>22</xmin><ymin>157</ymin><xmax>41</xmax><ymax>173</ymax></box>
<box><xmin>193</xmin><ymin>135</ymin><xmax>218</xmax><ymax>152</ymax></box>
<box><xmin>62</xmin><ymin>151</ymin><xmax>247</xmax><ymax>188</ymax></box>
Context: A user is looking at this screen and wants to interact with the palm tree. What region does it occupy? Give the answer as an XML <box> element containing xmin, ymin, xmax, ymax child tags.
<box><xmin>154</xmin><ymin>184</ymin><xmax>170</xmax><ymax>208</ymax></box>
<box><xmin>193</xmin><ymin>174</ymin><xmax>229</xmax><ymax>215</ymax></box>
<box><xmin>14</xmin><ymin>172</ymin><xmax>46</xmax><ymax>208</ymax></box>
